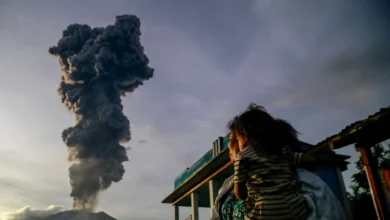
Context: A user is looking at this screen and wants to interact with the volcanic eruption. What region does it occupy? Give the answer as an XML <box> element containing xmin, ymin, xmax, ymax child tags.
<box><xmin>49</xmin><ymin>15</ymin><xmax>154</xmax><ymax>210</ymax></box>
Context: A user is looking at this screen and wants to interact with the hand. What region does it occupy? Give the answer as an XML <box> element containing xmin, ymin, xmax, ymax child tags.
<box><xmin>245</xmin><ymin>199</ymin><xmax>255</xmax><ymax>208</ymax></box>
<box><xmin>229</xmin><ymin>151</ymin><xmax>236</xmax><ymax>163</ymax></box>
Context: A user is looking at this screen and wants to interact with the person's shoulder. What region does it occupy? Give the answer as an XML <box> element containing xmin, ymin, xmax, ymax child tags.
<box><xmin>235</xmin><ymin>151</ymin><xmax>245</xmax><ymax>161</ymax></box>
<box><xmin>237</xmin><ymin>146</ymin><xmax>257</xmax><ymax>158</ymax></box>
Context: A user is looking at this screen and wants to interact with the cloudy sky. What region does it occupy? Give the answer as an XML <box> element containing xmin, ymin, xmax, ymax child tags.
<box><xmin>0</xmin><ymin>0</ymin><xmax>389</xmax><ymax>219</ymax></box>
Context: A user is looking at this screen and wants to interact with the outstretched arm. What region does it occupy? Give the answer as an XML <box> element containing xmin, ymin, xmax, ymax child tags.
<box><xmin>288</xmin><ymin>150</ymin><xmax>317</xmax><ymax>172</ymax></box>
<box><xmin>293</xmin><ymin>152</ymin><xmax>316</xmax><ymax>165</ymax></box>
<box><xmin>292</xmin><ymin>151</ymin><xmax>345</xmax><ymax>171</ymax></box>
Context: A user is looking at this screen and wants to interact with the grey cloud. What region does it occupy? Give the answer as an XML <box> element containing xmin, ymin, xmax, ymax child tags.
<box><xmin>130</xmin><ymin>0</ymin><xmax>390</xmax><ymax>140</ymax></box>
<box><xmin>128</xmin><ymin>0</ymin><xmax>260</xmax><ymax>73</ymax></box>
<box><xmin>138</xmin><ymin>140</ymin><xmax>147</xmax><ymax>144</ymax></box>
<box><xmin>322</xmin><ymin>41</ymin><xmax>390</xmax><ymax>81</ymax></box>
<box><xmin>253</xmin><ymin>1</ymin><xmax>390</xmax><ymax>111</ymax></box>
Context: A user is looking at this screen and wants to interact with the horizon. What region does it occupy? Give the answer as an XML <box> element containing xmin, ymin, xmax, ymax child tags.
<box><xmin>1</xmin><ymin>0</ymin><xmax>390</xmax><ymax>219</ymax></box>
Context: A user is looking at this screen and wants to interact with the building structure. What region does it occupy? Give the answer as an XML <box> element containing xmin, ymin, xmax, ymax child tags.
<box><xmin>162</xmin><ymin>138</ymin><xmax>350</xmax><ymax>220</ymax></box>
<box><xmin>162</xmin><ymin>106</ymin><xmax>390</xmax><ymax>220</ymax></box>
<box><xmin>310</xmin><ymin>106</ymin><xmax>390</xmax><ymax>220</ymax></box>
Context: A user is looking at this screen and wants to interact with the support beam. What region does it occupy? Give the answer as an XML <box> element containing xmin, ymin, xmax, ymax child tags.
<box><xmin>356</xmin><ymin>144</ymin><xmax>390</xmax><ymax>220</ymax></box>
<box><xmin>335</xmin><ymin>167</ymin><xmax>353</xmax><ymax>220</ymax></box>
<box><xmin>209</xmin><ymin>179</ymin><xmax>221</xmax><ymax>216</ymax></box>
<box><xmin>331</xmin><ymin>141</ymin><xmax>353</xmax><ymax>220</ymax></box>
<box><xmin>174</xmin><ymin>205</ymin><xmax>179</xmax><ymax>220</ymax></box>
<box><xmin>191</xmin><ymin>192</ymin><xmax>199</xmax><ymax>220</ymax></box>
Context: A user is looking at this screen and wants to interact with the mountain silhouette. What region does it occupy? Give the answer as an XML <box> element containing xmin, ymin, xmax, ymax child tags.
<box><xmin>35</xmin><ymin>210</ymin><xmax>117</xmax><ymax>220</ymax></box>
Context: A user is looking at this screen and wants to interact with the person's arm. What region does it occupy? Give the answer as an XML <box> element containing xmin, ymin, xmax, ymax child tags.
<box><xmin>293</xmin><ymin>152</ymin><xmax>316</xmax><ymax>165</ymax></box>
<box><xmin>288</xmin><ymin>150</ymin><xmax>317</xmax><ymax>171</ymax></box>
<box><xmin>291</xmin><ymin>152</ymin><xmax>303</xmax><ymax>165</ymax></box>
<box><xmin>290</xmin><ymin>147</ymin><xmax>346</xmax><ymax>170</ymax></box>
<box><xmin>233</xmin><ymin>154</ymin><xmax>248</xmax><ymax>201</ymax></box>
<box><xmin>284</xmin><ymin>145</ymin><xmax>315</xmax><ymax>166</ymax></box>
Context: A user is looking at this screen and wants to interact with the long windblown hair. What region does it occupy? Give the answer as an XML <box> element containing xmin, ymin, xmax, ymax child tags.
<box><xmin>227</xmin><ymin>103</ymin><xmax>300</xmax><ymax>154</ymax></box>
<box><xmin>228</xmin><ymin>131</ymin><xmax>239</xmax><ymax>161</ymax></box>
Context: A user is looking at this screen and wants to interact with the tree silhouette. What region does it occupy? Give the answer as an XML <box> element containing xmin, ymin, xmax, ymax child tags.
<box><xmin>347</xmin><ymin>142</ymin><xmax>390</xmax><ymax>220</ymax></box>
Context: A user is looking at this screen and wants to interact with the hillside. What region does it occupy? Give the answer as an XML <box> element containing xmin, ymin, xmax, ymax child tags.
<box><xmin>36</xmin><ymin>210</ymin><xmax>117</xmax><ymax>220</ymax></box>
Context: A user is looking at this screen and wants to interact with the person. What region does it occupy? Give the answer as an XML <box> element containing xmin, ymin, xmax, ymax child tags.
<box><xmin>211</xmin><ymin>103</ymin><xmax>348</xmax><ymax>220</ymax></box>
<box><xmin>211</xmin><ymin>137</ymin><xmax>251</xmax><ymax>220</ymax></box>
<box><xmin>230</xmin><ymin>103</ymin><xmax>310</xmax><ymax>220</ymax></box>
<box><xmin>211</xmin><ymin>131</ymin><xmax>315</xmax><ymax>220</ymax></box>
<box><xmin>211</xmin><ymin>141</ymin><xmax>347</xmax><ymax>220</ymax></box>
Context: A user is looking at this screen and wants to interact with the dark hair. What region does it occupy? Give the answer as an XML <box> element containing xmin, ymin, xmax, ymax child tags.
<box><xmin>227</xmin><ymin>103</ymin><xmax>300</xmax><ymax>154</ymax></box>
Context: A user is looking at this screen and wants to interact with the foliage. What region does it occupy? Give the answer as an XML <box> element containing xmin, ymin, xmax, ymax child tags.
<box><xmin>347</xmin><ymin>141</ymin><xmax>390</xmax><ymax>220</ymax></box>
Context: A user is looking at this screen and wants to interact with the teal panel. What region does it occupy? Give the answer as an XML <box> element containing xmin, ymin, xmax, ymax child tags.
<box><xmin>174</xmin><ymin>149</ymin><xmax>214</xmax><ymax>188</ymax></box>
<box><xmin>221</xmin><ymin>133</ymin><xmax>230</xmax><ymax>150</ymax></box>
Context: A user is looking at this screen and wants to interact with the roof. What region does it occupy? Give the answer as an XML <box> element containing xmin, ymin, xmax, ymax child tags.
<box><xmin>312</xmin><ymin>106</ymin><xmax>390</xmax><ymax>152</ymax></box>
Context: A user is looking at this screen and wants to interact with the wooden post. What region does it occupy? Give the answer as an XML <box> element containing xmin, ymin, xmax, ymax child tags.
<box><xmin>191</xmin><ymin>192</ymin><xmax>199</xmax><ymax>220</ymax></box>
<box><xmin>335</xmin><ymin>167</ymin><xmax>353</xmax><ymax>220</ymax></box>
<box><xmin>209</xmin><ymin>179</ymin><xmax>221</xmax><ymax>216</ymax></box>
<box><xmin>356</xmin><ymin>144</ymin><xmax>390</xmax><ymax>220</ymax></box>
<box><xmin>328</xmin><ymin>141</ymin><xmax>353</xmax><ymax>220</ymax></box>
<box><xmin>174</xmin><ymin>205</ymin><xmax>179</xmax><ymax>220</ymax></box>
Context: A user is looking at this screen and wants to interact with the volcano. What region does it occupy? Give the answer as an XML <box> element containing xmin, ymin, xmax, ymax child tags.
<box><xmin>37</xmin><ymin>210</ymin><xmax>117</xmax><ymax>220</ymax></box>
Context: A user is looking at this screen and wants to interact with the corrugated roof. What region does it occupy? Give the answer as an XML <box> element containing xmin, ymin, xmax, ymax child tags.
<box><xmin>313</xmin><ymin>106</ymin><xmax>390</xmax><ymax>150</ymax></box>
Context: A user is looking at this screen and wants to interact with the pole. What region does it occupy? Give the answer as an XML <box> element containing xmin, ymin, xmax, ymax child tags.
<box><xmin>356</xmin><ymin>144</ymin><xmax>390</xmax><ymax>219</ymax></box>
<box><xmin>174</xmin><ymin>205</ymin><xmax>179</xmax><ymax>220</ymax></box>
<box><xmin>191</xmin><ymin>192</ymin><xmax>199</xmax><ymax>220</ymax></box>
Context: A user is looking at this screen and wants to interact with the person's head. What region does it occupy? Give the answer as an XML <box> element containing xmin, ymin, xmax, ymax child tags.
<box><xmin>228</xmin><ymin>131</ymin><xmax>239</xmax><ymax>162</ymax></box>
<box><xmin>227</xmin><ymin>103</ymin><xmax>300</xmax><ymax>154</ymax></box>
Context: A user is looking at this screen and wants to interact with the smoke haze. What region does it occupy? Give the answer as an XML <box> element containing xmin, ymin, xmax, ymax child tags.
<box><xmin>1</xmin><ymin>205</ymin><xmax>64</xmax><ymax>220</ymax></box>
<box><xmin>48</xmin><ymin>15</ymin><xmax>154</xmax><ymax>210</ymax></box>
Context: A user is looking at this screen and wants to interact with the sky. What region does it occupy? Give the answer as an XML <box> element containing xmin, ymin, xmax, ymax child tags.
<box><xmin>0</xmin><ymin>0</ymin><xmax>389</xmax><ymax>219</ymax></box>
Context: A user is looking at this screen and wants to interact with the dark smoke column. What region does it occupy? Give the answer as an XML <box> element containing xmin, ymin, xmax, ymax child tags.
<box><xmin>49</xmin><ymin>15</ymin><xmax>154</xmax><ymax>210</ymax></box>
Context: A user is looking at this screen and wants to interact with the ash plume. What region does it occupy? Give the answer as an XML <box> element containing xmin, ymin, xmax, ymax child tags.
<box><xmin>49</xmin><ymin>15</ymin><xmax>154</xmax><ymax>210</ymax></box>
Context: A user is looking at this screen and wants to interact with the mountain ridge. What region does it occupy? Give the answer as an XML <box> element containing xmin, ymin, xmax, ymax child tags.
<box><xmin>34</xmin><ymin>210</ymin><xmax>117</xmax><ymax>220</ymax></box>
